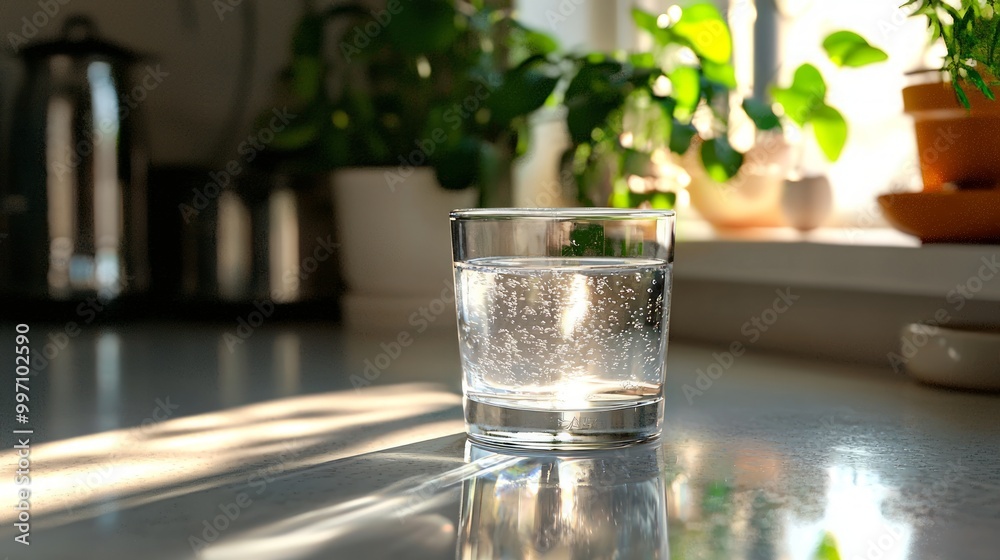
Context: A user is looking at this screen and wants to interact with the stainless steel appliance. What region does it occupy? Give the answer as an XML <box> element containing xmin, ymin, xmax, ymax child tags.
<box><xmin>1</xmin><ymin>15</ymin><xmax>149</xmax><ymax>302</ymax></box>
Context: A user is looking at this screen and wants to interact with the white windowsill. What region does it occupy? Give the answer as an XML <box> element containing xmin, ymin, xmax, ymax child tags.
<box><xmin>674</xmin><ymin>222</ymin><xmax>1000</xmax><ymax>302</ymax></box>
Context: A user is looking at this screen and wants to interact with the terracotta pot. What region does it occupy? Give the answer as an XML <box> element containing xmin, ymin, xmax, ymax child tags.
<box><xmin>902</xmin><ymin>81</ymin><xmax>1000</xmax><ymax>191</ymax></box>
<box><xmin>877</xmin><ymin>190</ymin><xmax>1000</xmax><ymax>244</ymax></box>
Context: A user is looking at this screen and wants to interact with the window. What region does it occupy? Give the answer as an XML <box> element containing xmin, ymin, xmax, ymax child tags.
<box><xmin>515</xmin><ymin>0</ymin><xmax>935</xmax><ymax>227</ymax></box>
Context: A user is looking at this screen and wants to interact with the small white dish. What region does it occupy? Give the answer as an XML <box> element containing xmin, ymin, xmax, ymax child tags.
<box><xmin>901</xmin><ymin>323</ymin><xmax>1000</xmax><ymax>391</ymax></box>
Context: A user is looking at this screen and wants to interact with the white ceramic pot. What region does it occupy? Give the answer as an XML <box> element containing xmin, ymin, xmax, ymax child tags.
<box><xmin>512</xmin><ymin>108</ymin><xmax>577</xmax><ymax>208</ymax></box>
<box><xmin>332</xmin><ymin>167</ymin><xmax>477</xmax><ymax>330</ymax></box>
<box><xmin>900</xmin><ymin>323</ymin><xmax>1000</xmax><ymax>391</ymax></box>
<box><xmin>781</xmin><ymin>175</ymin><xmax>833</xmax><ymax>232</ymax></box>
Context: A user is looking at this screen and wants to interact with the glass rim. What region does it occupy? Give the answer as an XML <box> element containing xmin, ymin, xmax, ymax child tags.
<box><xmin>450</xmin><ymin>208</ymin><xmax>676</xmax><ymax>220</ymax></box>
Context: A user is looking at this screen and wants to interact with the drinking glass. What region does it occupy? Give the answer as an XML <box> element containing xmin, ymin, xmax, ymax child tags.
<box><xmin>450</xmin><ymin>208</ymin><xmax>675</xmax><ymax>448</ymax></box>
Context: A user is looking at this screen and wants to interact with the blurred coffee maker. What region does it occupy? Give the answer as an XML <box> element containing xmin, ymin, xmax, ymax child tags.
<box><xmin>1</xmin><ymin>16</ymin><xmax>149</xmax><ymax>305</ymax></box>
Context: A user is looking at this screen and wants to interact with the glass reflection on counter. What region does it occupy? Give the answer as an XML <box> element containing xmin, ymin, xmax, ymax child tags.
<box><xmin>662</xmin><ymin>437</ymin><xmax>914</xmax><ymax>560</ymax></box>
<box><xmin>459</xmin><ymin>441</ymin><xmax>670</xmax><ymax>560</ymax></box>
<box><xmin>786</xmin><ymin>466</ymin><xmax>912</xmax><ymax>560</ymax></box>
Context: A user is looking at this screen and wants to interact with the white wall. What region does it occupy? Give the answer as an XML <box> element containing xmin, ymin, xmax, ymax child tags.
<box><xmin>514</xmin><ymin>0</ymin><xmax>684</xmax><ymax>52</ymax></box>
<box><xmin>515</xmin><ymin>0</ymin><xmax>618</xmax><ymax>52</ymax></box>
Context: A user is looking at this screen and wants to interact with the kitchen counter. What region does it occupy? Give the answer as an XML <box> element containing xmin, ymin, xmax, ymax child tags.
<box><xmin>1</xmin><ymin>323</ymin><xmax>998</xmax><ymax>559</ymax></box>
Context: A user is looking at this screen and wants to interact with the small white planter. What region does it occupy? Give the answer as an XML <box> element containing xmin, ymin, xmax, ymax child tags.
<box><xmin>781</xmin><ymin>175</ymin><xmax>833</xmax><ymax>232</ymax></box>
<box><xmin>332</xmin><ymin>167</ymin><xmax>477</xmax><ymax>330</ymax></box>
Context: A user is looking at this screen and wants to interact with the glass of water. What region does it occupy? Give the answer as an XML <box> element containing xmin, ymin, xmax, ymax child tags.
<box><xmin>450</xmin><ymin>208</ymin><xmax>675</xmax><ymax>448</ymax></box>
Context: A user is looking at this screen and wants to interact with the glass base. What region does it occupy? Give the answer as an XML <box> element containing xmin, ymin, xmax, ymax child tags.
<box><xmin>464</xmin><ymin>396</ymin><xmax>663</xmax><ymax>450</ymax></box>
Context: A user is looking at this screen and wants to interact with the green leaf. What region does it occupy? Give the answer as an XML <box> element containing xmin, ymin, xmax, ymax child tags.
<box><xmin>266</xmin><ymin>101</ymin><xmax>327</xmax><ymax>151</ymax></box>
<box><xmin>609</xmin><ymin>177</ymin><xmax>631</xmax><ymax>209</ymax></box>
<box><xmin>629</xmin><ymin>52</ymin><xmax>657</xmax><ymax>69</ymax></box>
<box><xmin>822</xmin><ymin>30</ymin><xmax>888</xmax><ymax>68</ymax></box>
<box><xmin>965</xmin><ymin>67</ymin><xmax>995</xmax><ymax>100</ymax></box>
<box><xmin>790</xmin><ymin>63</ymin><xmax>827</xmax><ymax>100</ymax></box>
<box><xmin>938</xmin><ymin>4</ymin><xmax>962</xmax><ymax>26</ymax></box>
<box><xmin>385</xmin><ymin>0</ymin><xmax>458</xmax><ymax>53</ymax></box>
<box><xmin>316</xmin><ymin>125</ymin><xmax>350</xmax><ymax>168</ymax></box>
<box><xmin>270</xmin><ymin>119</ymin><xmax>321</xmax><ymax>151</ymax></box>
<box><xmin>510</xmin><ymin>21</ymin><xmax>559</xmax><ymax>56</ymax></box>
<box><xmin>632</xmin><ymin>8</ymin><xmax>672</xmax><ymax>45</ymax></box>
<box><xmin>670</xmin><ymin>66</ymin><xmax>701</xmax><ymax>115</ymax></box>
<box><xmin>813</xmin><ymin>532</ymin><xmax>841</xmax><ymax>560</ymax></box>
<box><xmin>771</xmin><ymin>63</ymin><xmax>826</xmax><ymax>126</ymax></box>
<box><xmin>290</xmin><ymin>56</ymin><xmax>323</xmax><ymax>102</ymax></box>
<box><xmin>671</xmin><ymin>2</ymin><xmax>732</xmax><ymax>63</ymax></box>
<box><xmin>700</xmin><ymin>136</ymin><xmax>743</xmax><ymax>181</ymax></box>
<box><xmin>292</xmin><ymin>12</ymin><xmax>324</xmax><ymax>57</ymax></box>
<box><xmin>655</xmin><ymin>96</ymin><xmax>678</xmax><ymax>119</ymax></box>
<box><xmin>490</xmin><ymin>58</ymin><xmax>560</xmax><ymax>124</ymax></box>
<box><xmin>771</xmin><ymin>87</ymin><xmax>811</xmax><ymax>126</ymax></box>
<box><xmin>607</xmin><ymin>177</ymin><xmax>673</xmax><ymax>212</ymax></box>
<box><xmin>433</xmin><ymin>137</ymin><xmax>481</xmax><ymax>190</ymax></box>
<box><xmin>565</xmin><ymin>60</ymin><xmax>629</xmax><ymax>98</ymax></box>
<box><xmin>647</xmin><ymin>191</ymin><xmax>676</xmax><ymax>209</ymax></box>
<box><xmin>952</xmin><ymin>77</ymin><xmax>971</xmax><ymax>109</ymax></box>
<box><xmin>669</xmin><ymin>121</ymin><xmax>697</xmax><ymax>154</ymax></box>
<box><xmin>811</xmin><ymin>104</ymin><xmax>848</xmax><ymax>161</ymax></box>
<box><xmin>959</xmin><ymin>5</ymin><xmax>975</xmax><ymax>38</ymax></box>
<box><xmin>563</xmin><ymin>223</ymin><xmax>605</xmax><ymax>256</ymax></box>
<box><xmin>512</xmin><ymin>20</ymin><xmax>559</xmax><ymax>54</ymax></box>
<box><xmin>632</xmin><ymin>8</ymin><xmax>661</xmax><ymax>35</ymax></box>
<box><xmin>625</xmin><ymin>191</ymin><xmax>676</xmax><ymax>209</ymax></box>
<box><xmin>702</xmin><ymin>60</ymin><xmax>737</xmax><ymax>88</ymax></box>
<box><xmin>989</xmin><ymin>17</ymin><xmax>1000</xmax><ymax>65</ymax></box>
<box><xmin>564</xmin><ymin>61</ymin><xmax>629</xmax><ymax>143</ymax></box>
<box><xmin>626</xmin><ymin>67</ymin><xmax>659</xmax><ymax>89</ymax></box>
<box><xmin>566</xmin><ymin>98</ymin><xmax>621</xmax><ymax>144</ymax></box>
<box><xmin>476</xmin><ymin>141</ymin><xmax>503</xmax><ymax>203</ymax></box>
<box><xmin>742</xmin><ymin>98</ymin><xmax>782</xmax><ymax>130</ymax></box>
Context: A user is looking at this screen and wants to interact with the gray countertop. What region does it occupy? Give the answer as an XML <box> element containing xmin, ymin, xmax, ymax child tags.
<box><xmin>0</xmin><ymin>323</ymin><xmax>998</xmax><ymax>559</ymax></box>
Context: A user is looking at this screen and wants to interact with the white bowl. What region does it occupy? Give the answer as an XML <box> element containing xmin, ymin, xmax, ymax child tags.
<box><xmin>901</xmin><ymin>323</ymin><xmax>1000</xmax><ymax>391</ymax></box>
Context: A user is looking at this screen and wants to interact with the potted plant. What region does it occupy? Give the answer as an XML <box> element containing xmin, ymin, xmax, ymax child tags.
<box><xmin>900</xmin><ymin>0</ymin><xmax>1000</xmax><ymax>190</ymax></box>
<box><xmin>769</xmin><ymin>31</ymin><xmax>887</xmax><ymax>231</ymax></box>
<box><xmin>875</xmin><ymin>0</ymin><xmax>1000</xmax><ymax>243</ymax></box>
<box><xmin>260</xmin><ymin>0</ymin><xmax>561</xmax><ymax>328</ymax></box>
